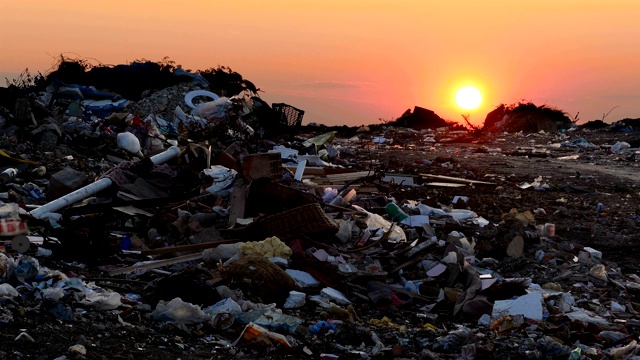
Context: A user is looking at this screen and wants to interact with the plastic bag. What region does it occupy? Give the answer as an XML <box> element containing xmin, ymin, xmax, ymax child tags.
<box><xmin>151</xmin><ymin>297</ymin><xmax>210</xmax><ymax>324</ymax></box>
<box><xmin>82</xmin><ymin>290</ymin><xmax>122</xmax><ymax>310</ymax></box>
<box><xmin>192</xmin><ymin>97</ymin><xmax>231</xmax><ymax>120</ymax></box>
<box><xmin>204</xmin><ymin>298</ymin><xmax>242</xmax><ymax>316</ymax></box>
<box><xmin>203</xmin><ymin>243</ymin><xmax>243</xmax><ymax>262</ymax></box>
<box><xmin>202</xmin><ymin>166</ymin><xmax>237</xmax><ymax>194</ymax></box>
<box><xmin>352</xmin><ymin>205</ymin><xmax>406</xmax><ymax>243</ymax></box>
<box><xmin>116</xmin><ymin>132</ymin><xmax>142</xmax><ymax>156</ymax></box>
<box><xmin>0</xmin><ymin>283</ymin><xmax>19</xmax><ymax>298</ymax></box>
<box><xmin>0</xmin><ymin>253</ymin><xmax>14</xmax><ymax>280</ymax></box>
<box><xmin>15</xmin><ymin>256</ymin><xmax>40</xmax><ymax>282</ymax></box>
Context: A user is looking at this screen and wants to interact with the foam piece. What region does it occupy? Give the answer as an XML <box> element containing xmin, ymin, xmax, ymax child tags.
<box><xmin>492</xmin><ymin>292</ymin><xmax>544</xmax><ymax>321</ymax></box>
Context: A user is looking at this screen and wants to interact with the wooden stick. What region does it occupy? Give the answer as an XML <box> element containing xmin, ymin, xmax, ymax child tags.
<box><xmin>109</xmin><ymin>253</ymin><xmax>202</xmax><ymax>276</ymax></box>
<box><xmin>322</xmin><ymin>202</ymin><xmax>368</xmax><ymax>214</ymax></box>
<box><xmin>140</xmin><ymin>239</ymin><xmax>241</xmax><ymax>256</ymax></box>
<box><xmin>420</xmin><ymin>173</ymin><xmax>495</xmax><ymax>185</ymax></box>
<box><xmin>84</xmin><ymin>278</ymin><xmax>149</xmax><ymax>285</ymax></box>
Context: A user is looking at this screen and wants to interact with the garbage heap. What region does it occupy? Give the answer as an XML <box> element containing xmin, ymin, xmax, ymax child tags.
<box><xmin>0</xmin><ymin>60</ymin><xmax>639</xmax><ymax>359</ymax></box>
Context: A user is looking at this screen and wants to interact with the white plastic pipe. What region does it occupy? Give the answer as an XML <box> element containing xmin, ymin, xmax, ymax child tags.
<box><xmin>29</xmin><ymin>178</ymin><xmax>113</xmax><ymax>219</ymax></box>
<box><xmin>30</xmin><ymin>146</ymin><xmax>181</xmax><ymax>219</ymax></box>
<box><xmin>150</xmin><ymin>145</ymin><xmax>181</xmax><ymax>164</ymax></box>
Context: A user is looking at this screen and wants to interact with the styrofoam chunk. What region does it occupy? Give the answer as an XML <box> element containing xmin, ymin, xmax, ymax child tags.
<box><xmin>321</xmin><ymin>287</ymin><xmax>351</xmax><ymax>305</ymax></box>
<box><xmin>285</xmin><ymin>269</ymin><xmax>321</xmax><ymax>288</ymax></box>
<box><xmin>492</xmin><ymin>292</ymin><xmax>544</xmax><ymax>321</ymax></box>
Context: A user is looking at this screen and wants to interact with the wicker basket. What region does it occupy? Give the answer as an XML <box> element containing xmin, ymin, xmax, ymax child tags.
<box><xmin>259</xmin><ymin>203</ymin><xmax>338</xmax><ymax>238</ymax></box>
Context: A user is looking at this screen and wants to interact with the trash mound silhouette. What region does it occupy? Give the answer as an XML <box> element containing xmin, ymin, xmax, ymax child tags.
<box><xmin>483</xmin><ymin>102</ymin><xmax>573</xmax><ymax>133</ymax></box>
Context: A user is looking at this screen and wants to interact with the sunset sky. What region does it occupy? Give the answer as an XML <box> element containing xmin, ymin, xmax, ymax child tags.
<box><xmin>1</xmin><ymin>0</ymin><xmax>639</xmax><ymax>127</ymax></box>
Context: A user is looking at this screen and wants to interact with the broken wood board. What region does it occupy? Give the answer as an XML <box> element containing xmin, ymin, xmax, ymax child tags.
<box><xmin>325</xmin><ymin>171</ymin><xmax>374</xmax><ymax>181</ymax></box>
<box><xmin>228</xmin><ymin>184</ymin><xmax>247</xmax><ymax>227</ymax></box>
<box><xmin>303</xmin><ymin>181</ymin><xmax>377</xmax><ymax>190</ymax></box>
<box><xmin>109</xmin><ymin>253</ymin><xmax>202</xmax><ymax>276</ymax></box>
<box><xmin>284</xmin><ymin>166</ymin><xmax>326</xmax><ymax>176</ymax></box>
<box><xmin>308</xmin><ymin>171</ymin><xmax>375</xmax><ymax>185</ymax></box>
<box><xmin>354</xmin><ymin>186</ymin><xmax>379</xmax><ymax>193</ymax></box>
<box><xmin>113</xmin><ymin>206</ymin><xmax>154</xmax><ymax>217</ymax></box>
<box><xmin>423</xmin><ymin>182</ymin><xmax>467</xmax><ymax>188</ymax></box>
<box><xmin>120</xmin><ymin>178</ymin><xmax>169</xmax><ymax>199</ymax></box>
<box><xmin>284</xmin><ymin>165</ymin><xmax>357</xmax><ymax>176</ymax></box>
<box><xmin>140</xmin><ymin>238</ymin><xmax>241</xmax><ymax>256</ymax></box>
<box><xmin>420</xmin><ymin>174</ymin><xmax>495</xmax><ymax>185</ymax></box>
<box><xmin>382</xmin><ymin>174</ymin><xmax>419</xmax><ymax>186</ymax></box>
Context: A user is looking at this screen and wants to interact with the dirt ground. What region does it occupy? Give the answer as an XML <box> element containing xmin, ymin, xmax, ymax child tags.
<box><xmin>1</xmin><ymin>127</ymin><xmax>639</xmax><ymax>360</ymax></box>
<box><xmin>370</xmin><ymin>129</ymin><xmax>639</xmax><ymax>271</ymax></box>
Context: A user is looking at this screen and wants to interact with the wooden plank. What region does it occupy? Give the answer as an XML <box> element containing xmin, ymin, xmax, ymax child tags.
<box><xmin>285</xmin><ymin>165</ymin><xmax>359</xmax><ymax>176</ymax></box>
<box><xmin>120</xmin><ymin>178</ymin><xmax>169</xmax><ymax>199</ymax></box>
<box><xmin>356</xmin><ymin>186</ymin><xmax>379</xmax><ymax>193</ymax></box>
<box><xmin>312</xmin><ymin>173</ymin><xmax>374</xmax><ymax>185</ymax></box>
<box><xmin>328</xmin><ymin>171</ymin><xmax>371</xmax><ymax>177</ymax></box>
<box><xmin>284</xmin><ymin>166</ymin><xmax>326</xmax><ymax>176</ymax></box>
<box><xmin>391</xmin><ymin>255</ymin><xmax>429</xmax><ymax>274</ymax></box>
<box><xmin>109</xmin><ymin>253</ymin><xmax>202</xmax><ymax>276</ymax></box>
<box><xmin>325</xmin><ymin>171</ymin><xmax>372</xmax><ymax>181</ymax></box>
<box><xmin>323</xmin><ymin>203</ymin><xmax>368</xmax><ymax>214</ymax></box>
<box><xmin>307</xmin><ymin>183</ymin><xmax>378</xmax><ymax>192</ymax></box>
<box><xmin>228</xmin><ymin>184</ymin><xmax>247</xmax><ymax>226</ymax></box>
<box><xmin>112</xmin><ymin>206</ymin><xmax>154</xmax><ymax>217</ymax></box>
<box><xmin>420</xmin><ymin>173</ymin><xmax>495</xmax><ymax>185</ymax></box>
<box><xmin>423</xmin><ymin>182</ymin><xmax>467</xmax><ymax>188</ymax></box>
<box><xmin>140</xmin><ymin>238</ymin><xmax>241</xmax><ymax>256</ymax></box>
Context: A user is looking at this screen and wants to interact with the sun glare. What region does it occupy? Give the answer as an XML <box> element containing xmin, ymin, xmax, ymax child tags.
<box><xmin>455</xmin><ymin>86</ymin><xmax>482</xmax><ymax>110</ymax></box>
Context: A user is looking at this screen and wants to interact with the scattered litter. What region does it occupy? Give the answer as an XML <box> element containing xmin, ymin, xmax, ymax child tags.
<box><xmin>0</xmin><ymin>57</ymin><xmax>637</xmax><ymax>359</ymax></box>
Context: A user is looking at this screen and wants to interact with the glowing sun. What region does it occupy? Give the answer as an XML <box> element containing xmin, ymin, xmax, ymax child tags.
<box><xmin>455</xmin><ymin>86</ymin><xmax>482</xmax><ymax>110</ymax></box>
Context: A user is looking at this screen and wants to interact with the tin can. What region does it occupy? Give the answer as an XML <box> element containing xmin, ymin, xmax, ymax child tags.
<box><xmin>543</xmin><ymin>223</ymin><xmax>556</xmax><ymax>237</ymax></box>
<box><xmin>597</xmin><ymin>203</ymin><xmax>603</xmax><ymax>213</ymax></box>
<box><xmin>0</xmin><ymin>219</ymin><xmax>28</xmax><ymax>236</ymax></box>
<box><xmin>0</xmin><ymin>168</ymin><xmax>17</xmax><ymax>182</ymax></box>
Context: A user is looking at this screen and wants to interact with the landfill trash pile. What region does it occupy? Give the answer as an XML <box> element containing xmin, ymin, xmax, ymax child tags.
<box><xmin>0</xmin><ymin>59</ymin><xmax>639</xmax><ymax>359</ymax></box>
<box><xmin>483</xmin><ymin>102</ymin><xmax>575</xmax><ymax>133</ymax></box>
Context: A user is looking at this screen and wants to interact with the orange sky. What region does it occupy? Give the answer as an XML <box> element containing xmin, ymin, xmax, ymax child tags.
<box><xmin>1</xmin><ymin>0</ymin><xmax>639</xmax><ymax>127</ymax></box>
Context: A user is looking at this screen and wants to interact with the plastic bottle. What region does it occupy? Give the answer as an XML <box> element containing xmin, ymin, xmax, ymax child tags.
<box><xmin>418</xmin><ymin>204</ymin><xmax>447</xmax><ymax>217</ymax></box>
<box><xmin>386</xmin><ymin>203</ymin><xmax>409</xmax><ymax>221</ymax></box>
<box><xmin>568</xmin><ymin>347</ymin><xmax>581</xmax><ymax>360</ymax></box>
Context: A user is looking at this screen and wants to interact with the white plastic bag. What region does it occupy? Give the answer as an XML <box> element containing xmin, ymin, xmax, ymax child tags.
<box><xmin>203</xmin><ymin>243</ymin><xmax>243</xmax><ymax>262</ymax></box>
<box><xmin>192</xmin><ymin>97</ymin><xmax>231</xmax><ymax>120</ymax></box>
<box><xmin>0</xmin><ymin>283</ymin><xmax>19</xmax><ymax>298</ymax></box>
<box><xmin>203</xmin><ymin>297</ymin><xmax>242</xmax><ymax>315</ymax></box>
<box><xmin>116</xmin><ymin>132</ymin><xmax>142</xmax><ymax>156</ymax></box>
<box><xmin>82</xmin><ymin>290</ymin><xmax>122</xmax><ymax>310</ymax></box>
<box><xmin>352</xmin><ymin>205</ymin><xmax>406</xmax><ymax>243</ymax></box>
<box><xmin>202</xmin><ymin>166</ymin><xmax>237</xmax><ymax>194</ymax></box>
<box><xmin>151</xmin><ymin>297</ymin><xmax>210</xmax><ymax>324</ymax></box>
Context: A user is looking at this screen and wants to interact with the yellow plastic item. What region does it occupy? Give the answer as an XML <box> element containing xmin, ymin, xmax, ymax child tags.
<box><xmin>238</xmin><ymin>236</ymin><xmax>292</xmax><ymax>259</ymax></box>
